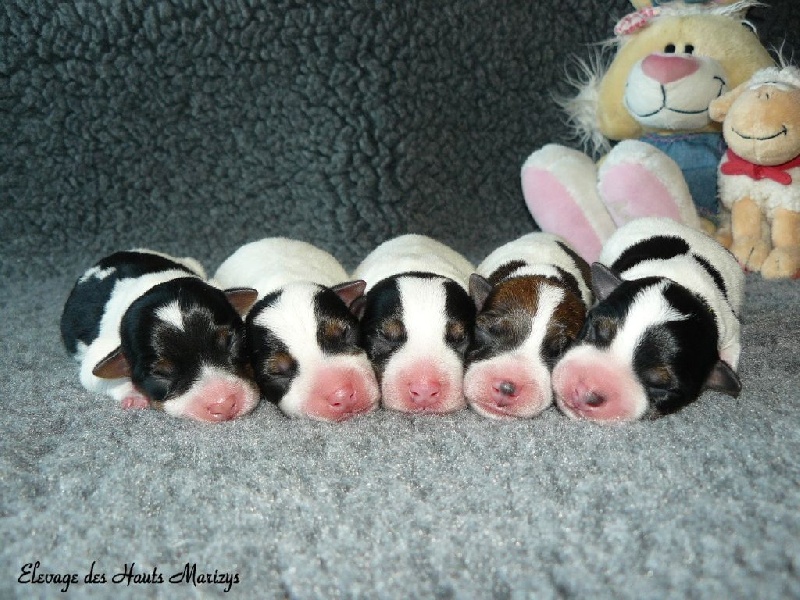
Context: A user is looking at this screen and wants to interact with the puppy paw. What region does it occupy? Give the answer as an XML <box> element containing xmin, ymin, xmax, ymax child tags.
<box><xmin>121</xmin><ymin>393</ymin><xmax>150</xmax><ymax>410</ymax></box>
<box><xmin>760</xmin><ymin>247</ymin><xmax>800</xmax><ymax>279</ymax></box>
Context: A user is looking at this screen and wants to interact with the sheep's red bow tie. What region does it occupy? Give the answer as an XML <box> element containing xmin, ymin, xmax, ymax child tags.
<box><xmin>721</xmin><ymin>149</ymin><xmax>800</xmax><ymax>186</ymax></box>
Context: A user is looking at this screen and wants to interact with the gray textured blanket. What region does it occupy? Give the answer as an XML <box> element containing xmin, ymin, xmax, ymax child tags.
<box><xmin>2</xmin><ymin>1</ymin><xmax>799</xmax><ymax>598</ymax></box>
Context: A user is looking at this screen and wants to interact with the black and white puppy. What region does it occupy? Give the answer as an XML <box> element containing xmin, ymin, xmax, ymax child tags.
<box><xmin>352</xmin><ymin>234</ymin><xmax>476</xmax><ymax>414</ymax></box>
<box><xmin>465</xmin><ymin>233</ymin><xmax>592</xmax><ymax>419</ymax></box>
<box><xmin>60</xmin><ymin>250</ymin><xmax>260</xmax><ymax>422</ymax></box>
<box><xmin>552</xmin><ymin>217</ymin><xmax>743</xmax><ymax>422</ymax></box>
<box><xmin>213</xmin><ymin>238</ymin><xmax>380</xmax><ymax>422</ymax></box>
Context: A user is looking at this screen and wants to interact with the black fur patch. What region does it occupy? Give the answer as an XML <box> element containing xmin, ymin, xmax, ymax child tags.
<box><xmin>314</xmin><ymin>287</ymin><xmax>363</xmax><ymax>356</ymax></box>
<box><xmin>611</xmin><ymin>236</ymin><xmax>690</xmax><ymax>275</ymax></box>
<box><xmin>60</xmin><ymin>251</ymin><xmax>199</xmax><ymax>355</ymax></box>
<box><xmin>120</xmin><ymin>278</ymin><xmax>250</xmax><ymax>403</ymax></box>
<box><xmin>634</xmin><ymin>283</ymin><xmax>720</xmax><ymax>418</ymax></box>
<box><xmin>358</xmin><ymin>277</ymin><xmax>405</xmax><ymax>376</ymax></box>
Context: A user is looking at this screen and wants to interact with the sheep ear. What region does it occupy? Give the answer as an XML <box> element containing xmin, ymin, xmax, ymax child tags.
<box><xmin>92</xmin><ymin>348</ymin><xmax>131</xmax><ymax>379</ymax></box>
<box><xmin>469</xmin><ymin>273</ymin><xmax>493</xmax><ymax>313</ymax></box>
<box><xmin>590</xmin><ymin>263</ymin><xmax>623</xmax><ymax>301</ymax></box>
<box><xmin>709</xmin><ymin>81</ymin><xmax>749</xmax><ymax>123</ymax></box>
<box><xmin>703</xmin><ymin>360</ymin><xmax>742</xmax><ymax>398</ymax></box>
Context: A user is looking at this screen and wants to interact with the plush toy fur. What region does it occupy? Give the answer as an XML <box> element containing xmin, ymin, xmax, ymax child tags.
<box><xmin>710</xmin><ymin>65</ymin><xmax>800</xmax><ymax>278</ymax></box>
<box><xmin>521</xmin><ymin>0</ymin><xmax>774</xmax><ymax>262</ymax></box>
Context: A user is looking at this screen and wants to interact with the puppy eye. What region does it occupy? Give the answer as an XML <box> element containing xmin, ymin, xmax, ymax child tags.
<box><xmin>664</xmin><ymin>43</ymin><xmax>676</xmax><ymax>53</ymax></box>
<box><xmin>643</xmin><ymin>366</ymin><xmax>673</xmax><ymax>389</ymax></box>
<box><xmin>485</xmin><ymin>316</ymin><xmax>512</xmax><ymax>337</ymax></box>
<box><xmin>151</xmin><ymin>359</ymin><xmax>175</xmax><ymax>379</ymax></box>
<box><xmin>217</xmin><ymin>327</ymin><xmax>235</xmax><ymax>350</ymax></box>
<box><xmin>591</xmin><ymin>317</ymin><xmax>617</xmax><ymax>344</ymax></box>
<box><xmin>380</xmin><ymin>318</ymin><xmax>407</xmax><ymax>343</ymax></box>
<box><xmin>544</xmin><ymin>332</ymin><xmax>571</xmax><ymax>361</ymax></box>
<box><xmin>445</xmin><ymin>320</ymin><xmax>467</xmax><ymax>344</ymax></box>
<box><xmin>267</xmin><ymin>352</ymin><xmax>297</xmax><ymax>377</ymax></box>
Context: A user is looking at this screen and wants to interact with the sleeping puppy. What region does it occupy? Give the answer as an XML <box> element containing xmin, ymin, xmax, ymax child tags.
<box><xmin>213</xmin><ymin>238</ymin><xmax>379</xmax><ymax>422</ymax></box>
<box><xmin>352</xmin><ymin>234</ymin><xmax>476</xmax><ymax>414</ymax></box>
<box><xmin>552</xmin><ymin>217</ymin><xmax>743</xmax><ymax>422</ymax></box>
<box><xmin>465</xmin><ymin>233</ymin><xmax>592</xmax><ymax>418</ymax></box>
<box><xmin>61</xmin><ymin>249</ymin><xmax>260</xmax><ymax>422</ymax></box>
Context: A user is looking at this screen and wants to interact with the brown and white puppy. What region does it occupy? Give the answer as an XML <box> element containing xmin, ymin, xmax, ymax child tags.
<box><xmin>464</xmin><ymin>234</ymin><xmax>592</xmax><ymax>419</ymax></box>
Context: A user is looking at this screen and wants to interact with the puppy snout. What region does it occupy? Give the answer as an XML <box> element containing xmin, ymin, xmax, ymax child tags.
<box><xmin>327</xmin><ymin>384</ymin><xmax>357</xmax><ymax>410</ymax></box>
<box><xmin>205</xmin><ymin>393</ymin><xmax>239</xmax><ymax>421</ymax></box>
<box><xmin>408</xmin><ymin>379</ymin><xmax>442</xmax><ymax>407</ymax></box>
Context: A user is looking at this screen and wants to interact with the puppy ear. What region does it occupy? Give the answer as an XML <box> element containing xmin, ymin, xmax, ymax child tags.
<box><xmin>224</xmin><ymin>287</ymin><xmax>259</xmax><ymax>316</ymax></box>
<box><xmin>92</xmin><ymin>348</ymin><xmax>131</xmax><ymax>379</ymax></box>
<box><xmin>708</xmin><ymin>81</ymin><xmax>749</xmax><ymax>123</ymax></box>
<box><xmin>703</xmin><ymin>360</ymin><xmax>742</xmax><ymax>398</ymax></box>
<box><xmin>590</xmin><ymin>262</ymin><xmax>623</xmax><ymax>301</ymax></box>
<box><xmin>469</xmin><ymin>273</ymin><xmax>493</xmax><ymax>313</ymax></box>
<box><xmin>331</xmin><ymin>280</ymin><xmax>367</xmax><ymax>307</ymax></box>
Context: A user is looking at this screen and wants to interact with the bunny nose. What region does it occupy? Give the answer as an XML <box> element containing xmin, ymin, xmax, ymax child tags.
<box><xmin>642</xmin><ymin>53</ymin><xmax>700</xmax><ymax>85</ymax></box>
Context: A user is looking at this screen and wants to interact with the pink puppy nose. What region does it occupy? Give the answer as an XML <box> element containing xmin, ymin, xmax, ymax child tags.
<box><xmin>327</xmin><ymin>384</ymin><xmax>357</xmax><ymax>411</ymax></box>
<box><xmin>204</xmin><ymin>394</ymin><xmax>239</xmax><ymax>421</ymax></box>
<box><xmin>491</xmin><ymin>380</ymin><xmax>518</xmax><ymax>407</ymax></box>
<box><xmin>408</xmin><ymin>378</ymin><xmax>442</xmax><ymax>407</ymax></box>
<box><xmin>642</xmin><ymin>53</ymin><xmax>700</xmax><ymax>85</ymax></box>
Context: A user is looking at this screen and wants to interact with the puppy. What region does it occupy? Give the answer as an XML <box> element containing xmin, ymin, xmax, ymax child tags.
<box><xmin>352</xmin><ymin>234</ymin><xmax>476</xmax><ymax>414</ymax></box>
<box><xmin>464</xmin><ymin>233</ymin><xmax>592</xmax><ymax>418</ymax></box>
<box><xmin>552</xmin><ymin>217</ymin><xmax>743</xmax><ymax>422</ymax></box>
<box><xmin>213</xmin><ymin>238</ymin><xmax>380</xmax><ymax>422</ymax></box>
<box><xmin>60</xmin><ymin>250</ymin><xmax>260</xmax><ymax>422</ymax></box>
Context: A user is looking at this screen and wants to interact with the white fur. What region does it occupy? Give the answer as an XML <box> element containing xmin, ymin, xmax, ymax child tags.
<box><xmin>352</xmin><ymin>234</ymin><xmax>474</xmax><ymax>292</ymax></box>
<box><xmin>600</xmin><ymin>217</ymin><xmax>743</xmax><ymax>368</ymax></box>
<box><xmin>213</xmin><ymin>238</ymin><xmax>350</xmax><ymax>299</ymax></box>
<box><xmin>624</xmin><ymin>55</ymin><xmax>727</xmax><ymax>130</ymax></box>
<box><xmin>521</xmin><ymin>145</ymin><xmax>618</xmax><ymax>248</ymax></box>
<box><xmin>379</xmin><ymin>276</ymin><xmax>466</xmax><ymax>412</ymax></box>
<box><xmin>155</xmin><ymin>300</ymin><xmax>185</xmax><ymax>332</ymax></box>
<box><xmin>476</xmin><ymin>232</ymin><xmax>592</xmax><ymax>307</ymax></box>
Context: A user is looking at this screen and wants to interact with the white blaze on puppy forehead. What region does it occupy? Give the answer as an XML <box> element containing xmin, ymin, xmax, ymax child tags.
<box><xmin>610</xmin><ymin>280</ymin><xmax>688</xmax><ymax>362</ymax></box>
<box><xmin>213</xmin><ymin>237</ymin><xmax>379</xmax><ymax>421</ymax></box>
<box><xmin>155</xmin><ymin>300</ymin><xmax>186</xmax><ymax>331</ymax></box>
<box><xmin>353</xmin><ymin>234</ymin><xmax>476</xmax><ymax>414</ymax></box>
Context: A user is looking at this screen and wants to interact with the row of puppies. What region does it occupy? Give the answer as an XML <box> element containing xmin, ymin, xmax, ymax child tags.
<box><xmin>60</xmin><ymin>217</ymin><xmax>743</xmax><ymax>424</ymax></box>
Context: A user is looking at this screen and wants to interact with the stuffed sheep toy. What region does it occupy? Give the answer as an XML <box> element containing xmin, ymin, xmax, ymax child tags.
<box><xmin>710</xmin><ymin>65</ymin><xmax>800</xmax><ymax>279</ymax></box>
<box><xmin>521</xmin><ymin>0</ymin><xmax>775</xmax><ymax>262</ymax></box>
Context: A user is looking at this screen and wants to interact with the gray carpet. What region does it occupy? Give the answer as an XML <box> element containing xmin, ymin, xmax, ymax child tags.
<box><xmin>2</xmin><ymin>1</ymin><xmax>799</xmax><ymax>598</ymax></box>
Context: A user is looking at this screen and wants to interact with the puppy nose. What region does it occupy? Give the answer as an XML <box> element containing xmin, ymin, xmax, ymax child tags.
<box><xmin>327</xmin><ymin>385</ymin><xmax>357</xmax><ymax>411</ymax></box>
<box><xmin>491</xmin><ymin>380</ymin><xmax>518</xmax><ymax>407</ymax></box>
<box><xmin>583</xmin><ymin>392</ymin><xmax>606</xmax><ymax>407</ymax></box>
<box><xmin>408</xmin><ymin>379</ymin><xmax>441</xmax><ymax>407</ymax></box>
<box><xmin>206</xmin><ymin>394</ymin><xmax>239</xmax><ymax>420</ymax></box>
<box><xmin>642</xmin><ymin>53</ymin><xmax>700</xmax><ymax>85</ymax></box>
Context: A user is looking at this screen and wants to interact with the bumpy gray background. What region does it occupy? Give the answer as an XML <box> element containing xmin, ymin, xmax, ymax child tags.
<box><xmin>2</xmin><ymin>1</ymin><xmax>799</xmax><ymax>598</ymax></box>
